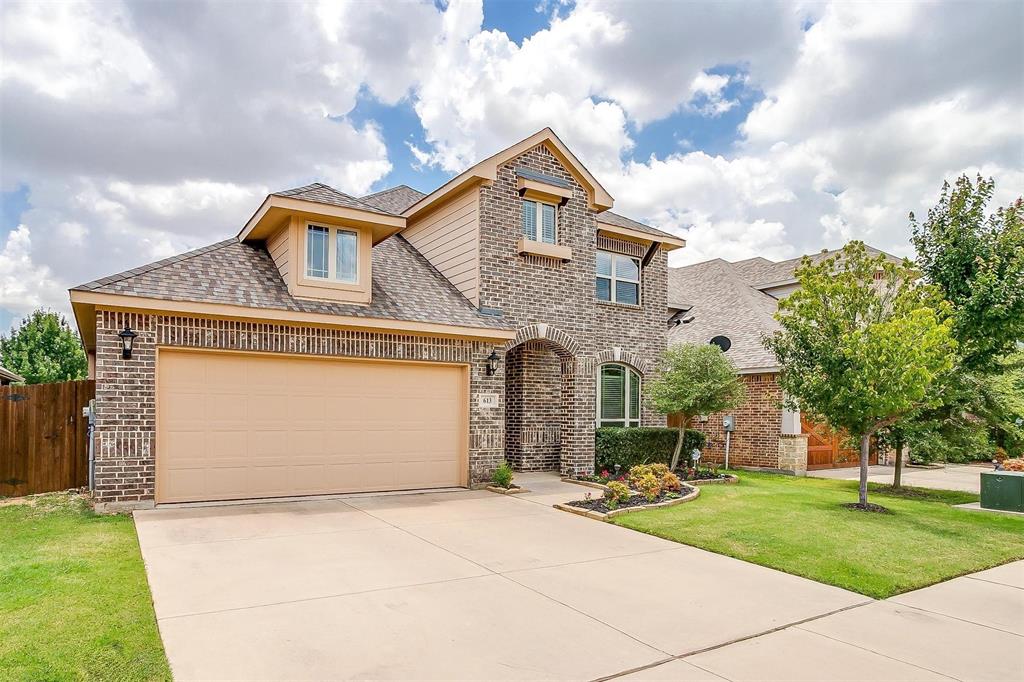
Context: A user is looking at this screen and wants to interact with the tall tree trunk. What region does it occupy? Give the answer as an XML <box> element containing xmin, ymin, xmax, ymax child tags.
<box><xmin>859</xmin><ymin>433</ymin><xmax>871</xmax><ymax>506</ymax></box>
<box><xmin>670</xmin><ymin>416</ymin><xmax>690</xmax><ymax>471</ymax></box>
<box><xmin>892</xmin><ymin>437</ymin><xmax>904</xmax><ymax>489</ymax></box>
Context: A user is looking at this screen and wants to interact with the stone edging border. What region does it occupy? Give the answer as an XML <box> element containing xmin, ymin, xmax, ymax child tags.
<box><xmin>690</xmin><ymin>474</ymin><xmax>739</xmax><ymax>485</ymax></box>
<box><xmin>486</xmin><ymin>485</ymin><xmax>530</xmax><ymax>495</ymax></box>
<box><xmin>553</xmin><ymin>485</ymin><xmax>700</xmax><ymax>521</ymax></box>
<box><xmin>562</xmin><ymin>474</ymin><xmax>739</xmax><ymax>489</ymax></box>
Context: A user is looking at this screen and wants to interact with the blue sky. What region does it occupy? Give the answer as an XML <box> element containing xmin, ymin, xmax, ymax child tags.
<box><xmin>1</xmin><ymin>0</ymin><xmax>1021</xmax><ymax>333</ymax></box>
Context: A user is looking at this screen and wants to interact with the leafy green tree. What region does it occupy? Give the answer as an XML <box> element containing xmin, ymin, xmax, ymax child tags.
<box><xmin>764</xmin><ymin>242</ymin><xmax>957</xmax><ymax>507</ymax></box>
<box><xmin>882</xmin><ymin>177</ymin><xmax>1024</xmax><ymax>477</ymax></box>
<box><xmin>910</xmin><ymin>175</ymin><xmax>1024</xmax><ymax>373</ymax></box>
<box><xmin>0</xmin><ymin>309</ymin><xmax>88</xmax><ymax>384</ymax></box>
<box><xmin>647</xmin><ymin>343</ymin><xmax>746</xmax><ymax>471</ymax></box>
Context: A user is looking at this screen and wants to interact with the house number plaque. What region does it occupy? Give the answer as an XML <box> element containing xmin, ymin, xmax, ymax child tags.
<box><xmin>478</xmin><ymin>394</ymin><xmax>499</xmax><ymax>409</ymax></box>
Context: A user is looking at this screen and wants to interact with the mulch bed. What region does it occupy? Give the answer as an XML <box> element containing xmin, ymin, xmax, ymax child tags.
<box><xmin>678</xmin><ymin>470</ymin><xmax>732</xmax><ymax>482</ymax></box>
<box><xmin>566</xmin><ymin>486</ymin><xmax>695</xmax><ymax>514</ymax></box>
<box><xmin>842</xmin><ymin>502</ymin><xmax>893</xmax><ymax>514</ymax></box>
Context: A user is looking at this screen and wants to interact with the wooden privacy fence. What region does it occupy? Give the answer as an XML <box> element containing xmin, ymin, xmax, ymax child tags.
<box><xmin>0</xmin><ymin>380</ymin><xmax>95</xmax><ymax>497</ymax></box>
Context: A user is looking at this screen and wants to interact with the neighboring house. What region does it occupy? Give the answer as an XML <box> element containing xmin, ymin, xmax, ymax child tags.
<box><xmin>0</xmin><ymin>365</ymin><xmax>24</xmax><ymax>385</ymax></box>
<box><xmin>667</xmin><ymin>246</ymin><xmax>900</xmax><ymax>474</ymax></box>
<box><xmin>69</xmin><ymin>128</ymin><xmax>684</xmax><ymax>508</ymax></box>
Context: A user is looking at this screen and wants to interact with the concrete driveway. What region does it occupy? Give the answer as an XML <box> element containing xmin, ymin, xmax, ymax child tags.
<box><xmin>134</xmin><ymin>474</ymin><xmax>1023</xmax><ymax>681</ymax></box>
<box><xmin>808</xmin><ymin>463</ymin><xmax>987</xmax><ymax>493</ymax></box>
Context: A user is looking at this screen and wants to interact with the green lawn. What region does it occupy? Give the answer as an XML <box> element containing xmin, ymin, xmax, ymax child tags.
<box><xmin>0</xmin><ymin>494</ymin><xmax>170</xmax><ymax>681</ymax></box>
<box><xmin>614</xmin><ymin>472</ymin><xmax>1024</xmax><ymax>599</ymax></box>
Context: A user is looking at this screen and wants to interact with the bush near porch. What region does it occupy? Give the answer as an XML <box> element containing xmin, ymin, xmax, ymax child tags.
<box><xmin>595</xmin><ymin>427</ymin><xmax>706</xmax><ymax>472</ymax></box>
<box><xmin>614</xmin><ymin>471</ymin><xmax>1024</xmax><ymax>599</ymax></box>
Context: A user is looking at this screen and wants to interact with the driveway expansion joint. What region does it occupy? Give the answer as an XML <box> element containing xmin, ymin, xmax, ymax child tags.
<box><xmin>792</xmin><ymin>622</ymin><xmax>964</xmax><ymax>681</ymax></box>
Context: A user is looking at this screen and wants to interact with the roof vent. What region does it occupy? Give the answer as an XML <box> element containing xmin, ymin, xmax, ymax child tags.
<box><xmin>710</xmin><ymin>336</ymin><xmax>732</xmax><ymax>352</ymax></box>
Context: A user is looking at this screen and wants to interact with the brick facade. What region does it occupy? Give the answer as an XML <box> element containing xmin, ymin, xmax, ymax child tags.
<box><xmin>91</xmin><ymin>142</ymin><xmax>670</xmax><ymax>504</ymax></box>
<box><xmin>689</xmin><ymin>372</ymin><xmax>804</xmax><ymax>473</ymax></box>
<box><xmin>479</xmin><ymin>145</ymin><xmax>668</xmax><ymax>477</ymax></box>
<box><xmin>93</xmin><ymin>310</ymin><xmax>504</xmax><ymax>505</ymax></box>
<box><xmin>504</xmin><ymin>341</ymin><xmax>562</xmax><ymax>471</ymax></box>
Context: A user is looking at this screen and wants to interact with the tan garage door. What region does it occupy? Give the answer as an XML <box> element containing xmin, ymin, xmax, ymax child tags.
<box><xmin>156</xmin><ymin>350</ymin><xmax>467</xmax><ymax>503</ymax></box>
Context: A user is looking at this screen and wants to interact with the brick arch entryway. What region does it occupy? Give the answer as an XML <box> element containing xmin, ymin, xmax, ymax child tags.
<box><xmin>503</xmin><ymin>324</ymin><xmax>595</xmax><ymax>478</ymax></box>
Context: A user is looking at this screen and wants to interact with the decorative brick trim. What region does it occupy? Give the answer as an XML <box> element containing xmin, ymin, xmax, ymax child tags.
<box><xmin>597</xmin><ymin>234</ymin><xmax>646</xmax><ymax>258</ymax></box>
<box><xmin>521</xmin><ymin>254</ymin><xmax>565</xmax><ymax>268</ymax></box>
<box><xmin>503</xmin><ymin>323</ymin><xmax>581</xmax><ymax>358</ymax></box>
<box><xmin>595</xmin><ymin>347</ymin><xmax>650</xmax><ymax>374</ymax></box>
<box><xmin>93</xmin><ymin>309</ymin><xmax>505</xmax><ymax>503</ymax></box>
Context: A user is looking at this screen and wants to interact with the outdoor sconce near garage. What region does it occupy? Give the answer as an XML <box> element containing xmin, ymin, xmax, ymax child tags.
<box><xmin>485</xmin><ymin>349</ymin><xmax>500</xmax><ymax>376</ymax></box>
<box><xmin>118</xmin><ymin>324</ymin><xmax>138</xmax><ymax>359</ymax></box>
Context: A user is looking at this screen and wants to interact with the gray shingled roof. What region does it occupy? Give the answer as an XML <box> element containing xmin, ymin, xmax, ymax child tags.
<box><xmin>597</xmin><ymin>210</ymin><xmax>681</xmax><ymax>242</ymax></box>
<box><xmin>72</xmin><ymin>236</ymin><xmax>509</xmax><ymax>330</ymax></box>
<box><xmin>736</xmin><ymin>245</ymin><xmax>899</xmax><ymax>286</ymax></box>
<box><xmin>274</xmin><ymin>183</ymin><xmax>395</xmax><ymax>216</ymax></box>
<box><xmin>359</xmin><ymin>185</ymin><xmax>427</xmax><ymax>214</ymax></box>
<box><xmin>668</xmin><ymin>244</ymin><xmax>904</xmax><ymax>370</ymax></box>
<box><xmin>668</xmin><ymin>260</ymin><xmax>781</xmax><ymax>371</ymax></box>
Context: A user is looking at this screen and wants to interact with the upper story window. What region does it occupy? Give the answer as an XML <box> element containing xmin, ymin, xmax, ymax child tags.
<box><xmin>599</xmin><ymin>363</ymin><xmax>641</xmax><ymax>427</ymax></box>
<box><xmin>596</xmin><ymin>251</ymin><xmax>640</xmax><ymax>305</ymax></box>
<box><xmin>306</xmin><ymin>224</ymin><xmax>358</xmax><ymax>283</ymax></box>
<box><xmin>522</xmin><ymin>199</ymin><xmax>557</xmax><ymax>244</ymax></box>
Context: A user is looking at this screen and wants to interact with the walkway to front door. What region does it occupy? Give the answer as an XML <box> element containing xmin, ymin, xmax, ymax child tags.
<box><xmin>134</xmin><ymin>473</ymin><xmax>1022</xmax><ymax>680</ymax></box>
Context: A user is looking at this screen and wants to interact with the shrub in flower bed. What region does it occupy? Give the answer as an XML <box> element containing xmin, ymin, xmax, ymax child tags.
<box><xmin>1002</xmin><ymin>458</ymin><xmax>1024</xmax><ymax>472</ymax></box>
<box><xmin>679</xmin><ymin>465</ymin><xmax>733</xmax><ymax>481</ymax></box>
<box><xmin>595</xmin><ymin>427</ymin><xmax>706</xmax><ymax>471</ymax></box>
<box><xmin>566</xmin><ymin>464</ymin><xmax>694</xmax><ymax>513</ymax></box>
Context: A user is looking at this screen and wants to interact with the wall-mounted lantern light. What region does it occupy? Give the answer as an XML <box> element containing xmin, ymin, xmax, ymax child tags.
<box><xmin>485</xmin><ymin>349</ymin><xmax>500</xmax><ymax>376</ymax></box>
<box><xmin>118</xmin><ymin>324</ymin><xmax>138</xmax><ymax>359</ymax></box>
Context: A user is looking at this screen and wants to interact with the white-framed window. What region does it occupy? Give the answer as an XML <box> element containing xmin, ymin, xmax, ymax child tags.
<box><xmin>598</xmin><ymin>363</ymin><xmax>641</xmax><ymax>427</ymax></box>
<box><xmin>521</xmin><ymin>199</ymin><xmax>557</xmax><ymax>244</ymax></box>
<box><xmin>306</xmin><ymin>223</ymin><xmax>358</xmax><ymax>283</ymax></box>
<box><xmin>596</xmin><ymin>251</ymin><xmax>640</xmax><ymax>305</ymax></box>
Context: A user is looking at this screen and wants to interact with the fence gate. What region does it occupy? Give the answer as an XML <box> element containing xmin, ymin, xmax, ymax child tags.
<box><xmin>0</xmin><ymin>380</ymin><xmax>95</xmax><ymax>497</ymax></box>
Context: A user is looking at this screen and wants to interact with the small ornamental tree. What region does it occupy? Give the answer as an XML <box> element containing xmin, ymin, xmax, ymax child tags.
<box><xmin>0</xmin><ymin>309</ymin><xmax>87</xmax><ymax>384</ymax></box>
<box><xmin>647</xmin><ymin>343</ymin><xmax>746</xmax><ymax>471</ymax></box>
<box><xmin>764</xmin><ymin>242</ymin><xmax>957</xmax><ymax>508</ymax></box>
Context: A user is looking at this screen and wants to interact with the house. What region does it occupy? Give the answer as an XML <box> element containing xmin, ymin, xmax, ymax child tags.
<box><xmin>0</xmin><ymin>365</ymin><xmax>24</xmax><ymax>385</ymax></box>
<box><xmin>69</xmin><ymin>128</ymin><xmax>684</xmax><ymax>509</ymax></box>
<box><xmin>667</xmin><ymin>246</ymin><xmax>900</xmax><ymax>474</ymax></box>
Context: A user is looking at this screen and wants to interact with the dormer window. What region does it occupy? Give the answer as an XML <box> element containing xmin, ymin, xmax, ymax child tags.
<box><xmin>522</xmin><ymin>199</ymin><xmax>556</xmax><ymax>244</ymax></box>
<box><xmin>306</xmin><ymin>223</ymin><xmax>358</xmax><ymax>283</ymax></box>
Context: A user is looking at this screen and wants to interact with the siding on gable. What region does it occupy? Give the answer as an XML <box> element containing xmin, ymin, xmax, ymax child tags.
<box><xmin>267</xmin><ymin>224</ymin><xmax>290</xmax><ymax>280</ymax></box>
<box><xmin>403</xmin><ymin>186</ymin><xmax>480</xmax><ymax>304</ymax></box>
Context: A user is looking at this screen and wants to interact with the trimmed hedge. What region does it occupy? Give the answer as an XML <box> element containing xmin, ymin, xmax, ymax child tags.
<box><xmin>595</xmin><ymin>427</ymin><xmax>707</xmax><ymax>472</ymax></box>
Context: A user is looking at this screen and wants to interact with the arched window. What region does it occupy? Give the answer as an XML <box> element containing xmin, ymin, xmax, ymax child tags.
<box><xmin>598</xmin><ymin>363</ymin><xmax>641</xmax><ymax>427</ymax></box>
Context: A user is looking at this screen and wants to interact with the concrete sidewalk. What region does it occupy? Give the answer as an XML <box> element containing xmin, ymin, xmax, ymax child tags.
<box><xmin>619</xmin><ymin>560</ymin><xmax>1024</xmax><ymax>681</ymax></box>
<box><xmin>134</xmin><ymin>473</ymin><xmax>1023</xmax><ymax>681</ymax></box>
<box><xmin>808</xmin><ymin>463</ymin><xmax>987</xmax><ymax>493</ymax></box>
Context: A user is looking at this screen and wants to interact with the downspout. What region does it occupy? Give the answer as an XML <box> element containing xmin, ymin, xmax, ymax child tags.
<box><xmin>85</xmin><ymin>399</ymin><xmax>96</xmax><ymax>491</ymax></box>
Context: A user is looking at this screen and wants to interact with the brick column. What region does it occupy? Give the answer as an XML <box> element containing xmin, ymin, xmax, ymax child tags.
<box><xmin>559</xmin><ymin>356</ymin><xmax>596</xmax><ymax>478</ymax></box>
<box><xmin>94</xmin><ymin>310</ymin><xmax>157</xmax><ymax>506</ymax></box>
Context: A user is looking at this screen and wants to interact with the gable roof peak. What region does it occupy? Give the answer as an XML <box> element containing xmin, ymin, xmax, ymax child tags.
<box><xmin>402</xmin><ymin>127</ymin><xmax>614</xmax><ymax>219</ymax></box>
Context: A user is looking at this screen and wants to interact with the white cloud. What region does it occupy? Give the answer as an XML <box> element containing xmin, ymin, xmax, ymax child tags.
<box><xmin>0</xmin><ymin>226</ymin><xmax>65</xmax><ymax>316</ymax></box>
<box><xmin>1</xmin><ymin>0</ymin><xmax>1021</xmax><ymax>323</ymax></box>
<box><xmin>1</xmin><ymin>0</ymin><xmax>422</xmax><ymax>319</ymax></box>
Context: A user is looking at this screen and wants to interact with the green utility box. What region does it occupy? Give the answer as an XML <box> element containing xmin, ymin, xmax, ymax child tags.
<box><xmin>980</xmin><ymin>470</ymin><xmax>1024</xmax><ymax>513</ymax></box>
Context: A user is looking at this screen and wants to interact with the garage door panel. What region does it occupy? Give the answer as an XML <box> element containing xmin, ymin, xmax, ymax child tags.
<box><xmin>157</xmin><ymin>351</ymin><xmax>466</xmax><ymax>503</ymax></box>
